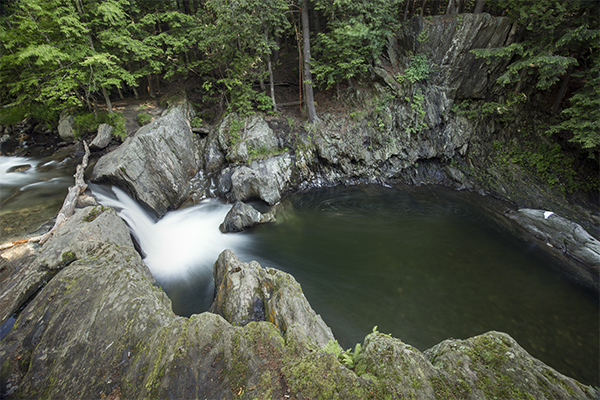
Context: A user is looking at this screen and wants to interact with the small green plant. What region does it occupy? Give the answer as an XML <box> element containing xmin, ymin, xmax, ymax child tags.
<box><xmin>0</xmin><ymin>105</ymin><xmax>28</xmax><ymax>126</ymax></box>
<box><xmin>228</xmin><ymin>118</ymin><xmax>244</xmax><ymax>146</ymax></box>
<box><xmin>137</xmin><ymin>112</ymin><xmax>152</xmax><ymax>126</ymax></box>
<box><xmin>323</xmin><ymin>339</ymin><xmax>363</xmax><ymax>370</ymax></box>
<box><xmin>255</xmin><ymin>92</ymin><xmax>273</xmax><ymax>112</ymax></box>
<box><xmin>105</xmin><ymin>112</ymin><xmax>126</xmax><ymax>140</ymax></box>
<box><xmin>405</xmin><ymin>54</ymin><xmax>431</xmax><ymax>83</ymax></box>
<box><xmin>417</xmin><ymin>26</ymin><xmax>430</xmax><ymax>44</ymax></box>
<box><xmin>248</xmin><ymin>145</ymin><xmax>289</xmax><ymax>161</ymax></box>
<box><xmin>73</xmin><ymin>112</ymin><xmax>99</xmax><ymax>139</ymax></box>
<box><xmin>191</xmin><ymin>116</ymin><xmax>203</xmax><ymax>128</ymax></box>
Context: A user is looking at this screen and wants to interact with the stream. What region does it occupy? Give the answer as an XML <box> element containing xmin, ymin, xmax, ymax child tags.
<box><xmin>1</xmin><ymin>155</ymin><xmax>598</xmax><ymax>386</ymax></box>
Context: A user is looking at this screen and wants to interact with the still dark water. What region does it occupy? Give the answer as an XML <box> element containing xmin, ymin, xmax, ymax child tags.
<box><xmin>243</xmin><ymin>185</ymin><xmax>599</xmax><ymax>386</ymax></box>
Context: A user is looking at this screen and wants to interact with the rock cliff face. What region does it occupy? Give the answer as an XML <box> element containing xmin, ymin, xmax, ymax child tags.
<box><xmin>1</xmin><ymin>206</ymin><xmax>596</xmax><ymax>399</ymax></box>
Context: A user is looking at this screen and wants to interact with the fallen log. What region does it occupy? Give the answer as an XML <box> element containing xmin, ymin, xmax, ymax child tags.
<box><xmin>39</xmin><ymin>141</ymin><xmax>91</xmax><ymax>245</ymax></box>
<box><xmin>0</xmin><ymin>236</ymin><xmax>43</xmax><ymax>251</ymax></box>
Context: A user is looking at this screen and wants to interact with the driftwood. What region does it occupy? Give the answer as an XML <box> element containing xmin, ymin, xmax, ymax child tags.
<box><xmin>0</xmin><ymin>236</ymin><xmax>43</xmax><ymax>251</ymax></box>
<box><xmin>38</xmin><ymin>141</ymin><xmax>91</xmax><ymax>245</ymax></box>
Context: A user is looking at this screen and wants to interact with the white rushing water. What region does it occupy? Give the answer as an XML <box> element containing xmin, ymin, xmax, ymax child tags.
<box><xmin>90</xmin><ymin>185</ymin><xmax>252</xmax><ymax>283</ymax></box>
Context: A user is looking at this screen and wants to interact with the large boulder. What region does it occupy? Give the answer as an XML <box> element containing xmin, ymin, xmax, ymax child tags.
<box><xmin>0</xmin><ymin>205</ymin><xmax>129</xmax><ymax>327</ymax></box>
<box><xmin>219</xmin><ymin>201</ymin><xmax>275</xmax><ymax>233</ymax></box>
<box><xmin>228</xmin><ymin>153</ymin><xmax>294</xmax><ymax>205</ymax></box>
<box><xmin>91</xmin><ymin>105</ymin><xmax>200</xmax><ymax>217</ymax></box>
<box><xmin>217</xmin><ymin>114</ymin><xmax>279</xmax><ymax>164</ymax></box>
<box><xmin>57</xmin><ymin>114</ymin><xmax>75</xmax><ymax>143</ymax></box>
<box><xmin>209</xmin><ymin>249</ymin><xmax>335</xmax><ymax>350</ymax></box>
<box><xmin>89</xmin><ymin>123</ymin><xmax>113</xmax><ymax>150</ymax></box>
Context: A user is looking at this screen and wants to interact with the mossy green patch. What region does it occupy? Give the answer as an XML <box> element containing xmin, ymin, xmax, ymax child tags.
<box><xmin>61</xmin><ymin>251</ymin><xmax>76</xmax><ymax>267</ymax></box>
<box><xmin>84</xmin><ymin>206</ymin><xmax>106</xmax><ymax>222</ymax></box>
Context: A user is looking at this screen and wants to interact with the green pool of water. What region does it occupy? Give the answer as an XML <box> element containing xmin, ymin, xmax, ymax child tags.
<box><xmin>245</xmin><ymin>184</ymin><xmax>599</xmax><ymax>386</ymax></box>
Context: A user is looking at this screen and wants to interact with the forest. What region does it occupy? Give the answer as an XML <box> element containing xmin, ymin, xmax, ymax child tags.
<box><xmin>0</xmin><ymin>0</ymin><xmax>598</xmax><ymax>153</ymax></box>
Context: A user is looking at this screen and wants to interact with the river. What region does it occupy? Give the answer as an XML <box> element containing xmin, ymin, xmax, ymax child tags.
<box><xmin>1</xmin><ymin>155</ymin><xmax>598</xmax><ymax>386</ymax></box>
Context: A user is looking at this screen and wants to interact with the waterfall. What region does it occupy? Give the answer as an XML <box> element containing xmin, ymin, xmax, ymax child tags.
<box><xmin>89</xmin><ymin>184</ymin><xmax>251</xmax><ymax>284</ymax></box>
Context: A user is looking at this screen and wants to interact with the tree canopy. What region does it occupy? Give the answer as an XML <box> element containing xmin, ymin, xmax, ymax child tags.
<box><xmin>0</xmin><ymin>0</ymin><xmax>597</xmax><ymax>153</ymax></box>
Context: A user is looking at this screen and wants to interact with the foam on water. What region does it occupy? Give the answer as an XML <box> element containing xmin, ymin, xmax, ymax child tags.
<box><xmin>90</xmin><ymin>185</ymin><xmax>251</xmax><ymax>282</ymax></box>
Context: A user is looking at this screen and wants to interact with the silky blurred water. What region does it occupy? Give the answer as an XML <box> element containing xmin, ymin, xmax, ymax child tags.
<box><xmin>0</xmin><ymin>156</ymin><xmax>73</xmax><ymax>240</ymax></box>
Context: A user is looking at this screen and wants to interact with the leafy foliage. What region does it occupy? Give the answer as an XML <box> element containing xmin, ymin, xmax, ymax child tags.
<box><xmin>312</xmin><ymin>0</ymin><xmax>402</xmax><ymax>90</ymax></box>
<box><xmin>396</xmin><ymin>54</ymin><xmax>431</xmax><ymax>84</ymax></box>
<box><xmin>471</xmin><ymin>0</ymin><xmax>600</xmax><ymax>151</ymax></box>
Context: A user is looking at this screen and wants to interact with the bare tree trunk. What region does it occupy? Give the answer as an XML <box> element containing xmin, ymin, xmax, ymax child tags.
<box><xmin>265</xmin><ymin>27</ymin><xmax>277</xmax><ymax>112</ymax></box>
<box><xmin>420</xmin><ymin>0</ymin><xmax>428</xmax><ymax>17</ymax></box>
<box><xmin>313</xmin><ymin>8</ymin><xmax>321</xmax><ymax>35</ymax></box>
<box><xmin>404</xmin><ymin>0</ymin><xmax>411</xmax><ymax>21</ymax></box>
<box><xmin>301</xmin><ymin>0</ymin><xmax>317</xmax><ymax>122</ymax></box>
<box><xmin>102</xmin><ymin>86</ymin><xmax>113</xmax><ymax>114</ymax></box>
<box><xmin>432</xmin><ymin>0</ymin><xmax>440</xmax><ymax>15</ymax></box>
<box><xmin>446</xmin><ymin>0</ymin><xmax>456</xmax><ymax>14</ymax></box>
<box><xmin>474</xmin><ymin>0</ymin><xmax>485</xmax><ymax>13</ymax></box>
<box><xmin>268</xmin><ymin>57</ymin><xmax>277</xmax><ymax>112</ymax></box>
<box><xmin>457</xmin><ymin>0</ymin><xmax>465</xmax><ymax>13</ymax></box>
<box><xmin>259</xmin><ymin>64</ymin><xmax>266</xmax><ymax>92</ymax></box>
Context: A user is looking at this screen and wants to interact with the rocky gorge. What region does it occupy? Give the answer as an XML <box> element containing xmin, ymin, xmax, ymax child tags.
<box><xmin>1</xmin><ymin>12</ymin><xmax>599</xmax><ymax>399</ymax></box>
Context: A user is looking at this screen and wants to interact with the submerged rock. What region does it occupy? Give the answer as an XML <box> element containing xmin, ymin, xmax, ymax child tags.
<box><xmin>219</xmin><ymin>201</ymin><xmax>275</xmax><ymax>233</ymax></box>
<box><xmin>6</xmin><ymin>165</ymin><xmax>31</xmax><ymax>173</ymax></box>
<box><xmin>91</xmin><ymin>105</ymin><xmax>200</xmax><ymax>217</ymax></box>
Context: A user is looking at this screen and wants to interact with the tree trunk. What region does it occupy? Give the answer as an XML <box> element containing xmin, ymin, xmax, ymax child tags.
<box><xmin>473</xmin><ymin>0</ymin><xmax>485</xmax><ymax>13</ymax></box>
<box><xmin>147</xmin><ymin>74</ymin><xmax>155</xmax><ymax>98</ymax></box>
<box><xmin>301</xmin><ymin>0</ymin><xmax>317</xmax><ymax>122</ymax></box>
<box><xmin>313</xmin><ymin>8</ymin><xmax>321</xmax><ymax>35</ymax></box>
<box><xmin>102</xmin><ymin>86</ymin><xmax>113</xmax><ymax>114</ymax></box>
<box><xmin>268</xmin><ymin>57</ymin><xmax>277</xmax><ymax>112</ymax></box>
<box><xmin>404</xmin><ymin>0</ymin><xmax>411</xmax><ymax>22</ymax></box>
<box><xmin>446</xmin><ymin>0</ymin><xmax>456</xmax><ymax>14</ymax></box>
<box><xmin>457</xmin><ymin>0</ymin><xmax>465</xmax><ymax>13</ymax></box>
<box><xmin>552</xmin><ymin>71</ymin><xmax>571</xmax><ymax>114</ymax></box>
<box><xmin>432</xmin><ymin>0</ymin><xmax>440</xmax><ymax>15</ymax></box>
<box><xmin>265</xmin><ymin>28</ymin><xmax>277</xmax><ymax>112</ymax></box>
<box><xmin>420</xmin><ymin>0</ymin><xmax>428</xmax><ymax>17</ymax></box>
